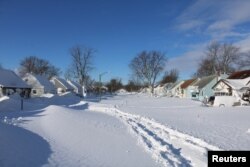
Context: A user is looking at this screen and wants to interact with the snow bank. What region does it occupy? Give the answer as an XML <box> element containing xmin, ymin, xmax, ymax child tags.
<box><xmin>116</xmin><ymin>88</ymin><xmax>127</xmax><ymax>94</ymax></box>
<box><xmin>0</xmin><ymin>100</ymin><xmax>158</xmax><ymax>166</ymax></box>
<box><xmin>0</xmin><ymin>122</ymin><xmax>52</xmax><ymax>167</ymax></box>
<box><xmin>0</xmin><ymin>96</ymin><xmax>9</xmax><ymax>102</ymax></box>
<box><xmin>23</xmin><ymin>105</ymin><xmax>158</xmax><ymax>167</ymax></box>
<box><xmin>40</xmin><ymin>93</ymin><xmax>54</xmax><ymax>98</ymax></box>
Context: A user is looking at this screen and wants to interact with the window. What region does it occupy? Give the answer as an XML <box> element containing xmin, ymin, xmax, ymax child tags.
<box><xmin>215</xmin><ymin>92</ymin><xmax>230</xmax><ymax>96</ymax></box>
<box><xmin>192</xmin><ymin>92</ymin><xmax>197</xmax><ymax>97</ymax></box>
<box><xmin>32</xmin><ymin>90</ymin><xmax>37</xmax><ymax>94</ymax></box>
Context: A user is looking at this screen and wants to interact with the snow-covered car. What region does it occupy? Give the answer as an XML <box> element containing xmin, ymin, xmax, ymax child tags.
<box><xmin>207</xmin><ymin>96</ymin><xmax>240</xmax><ymax>107</ymax></box>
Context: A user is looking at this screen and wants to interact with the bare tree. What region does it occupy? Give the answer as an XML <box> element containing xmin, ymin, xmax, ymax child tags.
<box><xmin>161</xmin><ymin>68</ymin><xmax>179</xmax><ymax>84</ymax></box>
<box><xmin>194</xmin><ymin>57</ymin><xmax>217</xmax><ymax>77</ymax></box>
<box><xmin>206</xmin><ymin>41</ymin><xmax>220</xmax><ymax>74</ymax></box>
<box><xmin>66</xmin><ymin>45</ymin><xmax>95</xmax><ymax>86</ymax></box>
<box><xmin>19</xmin><ymin>56</ymin><xmax>60</xmax><ymax>79</ymax></box>
<box><xmin>195</xmin><ymin>41</ymin><xmax>240</xmax><ymax>77</ymax></box>
<box><xmin>129</xmin><ymin>50</ymin><xmax>167</xmax><ymax>93</ymax></box>
<box><xmin>237</xmin><ymin>52</ymin><xmax>250</xmax><ymax>69</ymax></box>
<box><xmin>219</xmin><ymin>43</ymin><xmax>239</xmax><ymax>73</ymax></box>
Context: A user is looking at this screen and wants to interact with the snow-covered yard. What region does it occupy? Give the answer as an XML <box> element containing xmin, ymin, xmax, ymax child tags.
<box><xmin>1</xmin><ymin>93</ymin><xmax>250</xmax><ymax>167</ymax></box>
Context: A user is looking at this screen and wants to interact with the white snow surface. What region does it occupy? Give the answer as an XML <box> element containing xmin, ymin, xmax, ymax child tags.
<box><xmin>1</xmin><ymin>93</ymin><xmax>250</xmax><ymax>167</ymax></box>
<box><xmin>98</xmin><ymin>94</ymin><xmax>250</xmax><ymax>150</ymax></box>
<box><xmin>0</xmin><ymin>69</ymin><xmax>30</xmax><ymax>88</ymax></box>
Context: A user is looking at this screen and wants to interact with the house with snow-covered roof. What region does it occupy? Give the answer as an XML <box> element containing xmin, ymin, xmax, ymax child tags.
<box><xmin>212</xmin><ymin>76</ymin><xmax>250</xmax><ymax>103</ymax></box>
<box><xmin>50</xmin><ymin>77</ymin><xmax>74</xmax><ymax>94</ymax></box>
<box><xmin>22</xmin><ymin>73</ymin><xmax>56</xmax><ymax>97</ymax></box>
<box><xmin>67</xmin><ymin>80</ymin><xmax>86</xmax><ymax>97</ymax></box>
<box><xmin>190</xmin><ymin>74</ymin><xmax>228</xmax><ymax>101</ymax></box>
<box><xmin>154</xmin><ymin>82</ymin><xmax>174</xmax><ymax>96</ymax></box>
<box><xmin>0</xmin><ymin>69</ymin><xmax>31</xmax><ymax>98</ymax></box>
<box><xmin>168</xmin><ymin>80</ymin><xmax>184</xmax><ymax>97</ymax></box>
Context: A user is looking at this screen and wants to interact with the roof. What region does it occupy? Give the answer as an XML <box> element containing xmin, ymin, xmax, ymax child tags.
<box><xmin>53</xmin><ymin>77</ymin><xmax>74</xmax><ymax>90</ymax></box>
<box><xmin>67</xmin><ymin>80</ymin><xmax>82</xmax><ymax>90</ymax></box>
<box><xmin>23</xmin><ymin>73</ymin><xmax>55</xmax><ymax>91</ymax></box>
<box><xmin>35</xmin><ymin>75</ymin><xmax>55</xmax><ymax>90</ymax></box>
<box><xmin>180</xmin><ymin>78</ymin><xmax>198</xmax><ymax>89</ymax></box>
<box><xmin>193</xmin><ymin>75</ymin><xmax>217</xmax><ymax>89</ymax></box>
<box><xmin>212</xmin><ymin>77</ymin><xmax>250</xmax><ymax>90</ymax></box>
<box><xmin>170</xmin><ymin>80</ymin><xmax>184</xmax><ymax>90</ymax></box>
<box><xmin>0</xmin><ymin>69</ymin><xmax>30</xmax><ymax>88</ymax></box>
<box><xmin>224</xmin><ymin>77</ymin><xmax>250</xmax><ymax>90</ymax></box>
<box><xmin>227</xmin><ymin>70</ymin><xmax>250</xmax><ymax>79</ymax></box>
<box><xmin>163</xmin><ymin>82</ymin><xmax>174</xmax><ymax>89</ymax></box>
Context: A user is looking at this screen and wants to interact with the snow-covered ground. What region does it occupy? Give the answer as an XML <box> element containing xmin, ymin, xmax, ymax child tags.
<box><xmin>96</xmin><ymin>94</ymin><xmax>250</xmax><ymax>150</ymax></box>
<box><xmin>1</xmin><ymin>93</ymin><xmax>250</xmax><ymax>167</ymax></box>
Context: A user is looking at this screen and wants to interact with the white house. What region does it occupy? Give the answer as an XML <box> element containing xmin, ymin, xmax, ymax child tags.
<box><xmin>168</xmin><ymin>80</ymin><xmax>184</xmax><ymax>97</ymax></box>
<box><xmin>154</xmin><ymin>83</ymin><xmax>173</xmax><ymax>96</ymax></box>
<box><xmin>22</xmin><ymin>73</ymin><xmax>56</xmax><ymax>97</ymax></box>
<box><xmin>0</xmin><ymin>69</ymin><xmax>31</xmax><ymax>98</ymax></box>
<box><xmin>50</xmin><ymin>77</ymin><xmax>74</xmax><ymax>94</ymax></box>
<box><xmin>67</xmin><ymin>80</ymin><xmax>86</xmax><ymax>97</ymax></box>
<box><xmin>212</xmin><ymin>76</ymin><xmax>250</xmax><ymax>104</ymax></box>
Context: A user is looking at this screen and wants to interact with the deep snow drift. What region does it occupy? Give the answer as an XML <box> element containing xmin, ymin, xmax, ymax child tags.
<box><xmin>0</xmin><ymin>94</ymin><xmax>157</xmax><ymax>167</ymax></box>
<box><xmin>1</xmin><ymin>93</ymin><xmax>250</xmax><ymax>167</ymax></box>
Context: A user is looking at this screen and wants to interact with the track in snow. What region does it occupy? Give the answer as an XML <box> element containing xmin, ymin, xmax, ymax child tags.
<box><xmin>88</xmin><ymin>105</ymin><xmax>220</xmax><ymax>167</ymax></box>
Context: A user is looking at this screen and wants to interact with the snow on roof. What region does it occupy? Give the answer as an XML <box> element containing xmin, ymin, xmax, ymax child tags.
<box><xmin>170</xmin><ymin>80</ymin><xmax>184</xmax><ymax>90</ymax></box>
<box><xmin>34</xmin><ymin>75</ymin><xmax>55</xmax><ymax>90</ymax></box>
<box><xmin>53</xmin><ymin>77</ymin><xmax>74</xmax><ymax>90</ymax></box>
<box><xmin>0</xmin><ymin>69</ymin><xmax>30</xmax><ymax>88</ymax></box>
<box><xmin>224</xmin><ymin>77</ymin><xmax>250</xmax><ymax>90</ymax></box>
<box><xmin>67</xmin><ymin>80</ymin><xmax>82</xmax><ymax>90</ymax></box>
<box><xmin>23</xmin><ymin>73</ymin><xmax>55</xmax><ymax>91</ymax></box>
<box><xmin>193</xmin><ymin>75</ymin><xmax>217</xmax><ymax>89</ymax></box>
<box><xmin>163</xmin><ymin>82</ymin><xmax>174</xmax><ymax>89</ymax></box>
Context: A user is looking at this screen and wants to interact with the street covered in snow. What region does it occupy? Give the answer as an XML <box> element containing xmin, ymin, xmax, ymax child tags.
<box><xmin>1</xmin><ymin>93</ymin><xmax>250</xmax><ymax>167</ymax></box>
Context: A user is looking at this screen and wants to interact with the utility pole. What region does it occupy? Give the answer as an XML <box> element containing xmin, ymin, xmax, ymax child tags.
<box><xmin>99</xmin><ymin>72</ymin><xmax>107</xmax><ymax>101</ymax></box>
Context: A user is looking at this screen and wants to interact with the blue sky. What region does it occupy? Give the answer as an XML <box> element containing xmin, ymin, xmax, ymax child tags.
<box><xmin>1</xmin><ymin>0</ymin><xmax>250</xmax><ymax>83</ymax></box>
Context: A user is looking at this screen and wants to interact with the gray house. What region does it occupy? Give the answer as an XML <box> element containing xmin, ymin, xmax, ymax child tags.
<box><xmin>22</xmin><ymin>73</ymin><xmax>56</xmax><ymax>97</ymax></box>
<box><xmin>0</xmin><ymin>69</ymin><xmax>31</xmax><ymax>98</ymax></box>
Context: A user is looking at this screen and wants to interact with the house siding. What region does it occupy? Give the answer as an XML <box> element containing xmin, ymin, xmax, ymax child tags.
<box><xmin>22</xmin><ymin>74</ymin><xmax>56</xmax><ymax>97</ymax></box>
<box><xmin>197</xmin><ymin>78</ymin><xmax>217</xmax><ymax>101</ymax></box>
